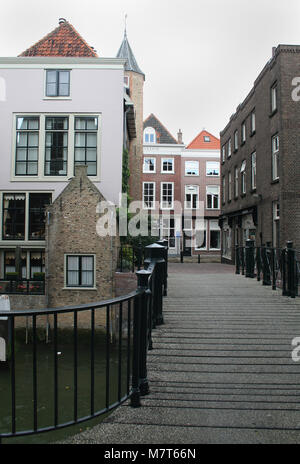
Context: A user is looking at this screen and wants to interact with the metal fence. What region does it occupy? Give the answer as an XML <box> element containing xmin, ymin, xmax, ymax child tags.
<box><xmin>0</xmin><ymin>242</ymin><xmax>167</xmax><ymax>441</ymax></box>
<box><xmin>235</xmin><ymin>240</ymin><xmax>299</xmax><ymax>298</ymax></box>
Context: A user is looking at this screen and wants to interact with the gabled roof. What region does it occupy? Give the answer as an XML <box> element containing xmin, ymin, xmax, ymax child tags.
<box><xmin>186</xmin><ymin>130</ymin><xmax>220</xmax><ymax>150</ymax></box>
<box><xmin>116</xmin><ymin>30</ymin><xmax>144</xmax><ymax>78</ymax></box>
<box><xmin>144</xmin><ymin>113</ymin><xmax>178</xmax><ymax>145</ymax></box>
<box><xmin>19</xmin><ymin>19</ymin><xmax>98</xmax><ymax>57</ymax></box>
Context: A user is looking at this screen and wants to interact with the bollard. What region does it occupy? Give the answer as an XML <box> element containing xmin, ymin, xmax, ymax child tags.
<box><xmin>245</xmin><ymin>239</ymin><xmax>255</xmax><ymax>278</ymax></box>
<box><xmin>136</xmin><ymin>269</ymin><xmax>152</xmax><ymax>397</ymax></box>
<box><xmin>130</xmin><ymin>292</ymin><xmax>142</xmax><ymax>407</ymax></box>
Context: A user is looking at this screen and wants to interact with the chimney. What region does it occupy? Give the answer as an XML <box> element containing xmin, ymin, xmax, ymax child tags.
<box><xmin>177</xmin><ymin>129</ymin><xmax>183</xmax><ymax>144</ymax></box>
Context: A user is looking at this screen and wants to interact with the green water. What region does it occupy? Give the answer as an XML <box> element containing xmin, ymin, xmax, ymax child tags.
<box><xmin>0</xmin><ymin>328</ymin><xmax>131</xmax><ymax>444</ymax></box>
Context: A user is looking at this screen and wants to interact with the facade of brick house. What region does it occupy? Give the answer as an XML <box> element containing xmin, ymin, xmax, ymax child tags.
<box><xmin>0</xmin><ymin>19</ymin><xmax>130</xmax><ymax>310</ymax></box>
<box><xmin>219</xmin><ymin>45</ymin><xmax>300</xmax><ymax>264</ymax></box>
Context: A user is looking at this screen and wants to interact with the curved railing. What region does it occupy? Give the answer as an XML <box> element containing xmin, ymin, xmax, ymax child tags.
<box><xmin>0</xmin><ymin>242</ymin><xmax>168</xmax><ymax>442</ymax></box>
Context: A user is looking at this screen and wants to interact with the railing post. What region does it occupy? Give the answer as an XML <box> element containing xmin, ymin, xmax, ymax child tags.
<box><xmin>135</xmin><ymin>270</ymin><xmax>152</xmax><ymax>397</ymax></box>
<box><xmin>245</xmin><ymin>239</ymin><xmax>255</xmax><ymax>278</ymax></box>
<box><xmin>156</xmin><ymin>239</ymin><xmax>168</xmax><ymax>296</ymax></box>
<box><xmin>130</xmin><ymin>292</ymin><xmax>142</xmax><ymax>407</ymax></box>
<box><xmin>262</xmin><ymin>243</ymin><xmax>271</xmax><ymax>286</ymax></box>
<box><xmin>286</xmin><ymin>241</ymin><xmax>296</xmax><ymax>298</ymax></box>
<box><xmin>271</xmin><ymin>247</ymin><xmax>277</xmax><ymax>290</ymax></box>
<box><xmin>144</xmin><ymin>243</ymin><xmax>165</xmax><ymax>326</ymax></box>
<box><xmin>235</xmin><ymin>245</ymin><xmax>240</xmax><ymax>274</ymax></box>
<box><xmin>282</xmin><ymin>247</ymin><xmax>288</xmax><ymax>296</ymax></box>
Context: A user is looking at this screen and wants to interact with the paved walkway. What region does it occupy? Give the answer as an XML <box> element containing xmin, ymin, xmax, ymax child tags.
<box><xmin>62</xmin><ymin>263</ymin><xmax>300</xmax><ymax>444</ymax></box>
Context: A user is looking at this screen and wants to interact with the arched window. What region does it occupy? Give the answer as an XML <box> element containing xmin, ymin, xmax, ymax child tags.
<box><xmin>144</xmin><ymin>127</ymin><xmax>156</xmax><ymax>143</ymax></box>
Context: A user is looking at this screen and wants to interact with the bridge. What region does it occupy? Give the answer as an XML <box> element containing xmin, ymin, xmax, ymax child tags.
<box><xmin>61</xmin><ymin>260</ymin><xmax>300</xmax><ymax>444</ymax></box>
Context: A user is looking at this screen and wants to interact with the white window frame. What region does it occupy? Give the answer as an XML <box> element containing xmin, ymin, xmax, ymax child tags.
<box><xmin>161</xmin><ymin>157</ymin><xmax>174</xmax><ymax>173</ymax></box>
<box><xmin>161</xmin><ymin>217</ymin><xmax>176</xmax><ymax>249</ymax></box>
<box><xmin>206</xmin><ymin>185</ymin><xmax>220</xmax><ymax>210</ymax></box>
<box><xmin>184</xmin><ymin>185</ymin><xmax>199</xmax><ymax>209</ymax></box>
<box><xmin>234</xmin><ymin>130</ymin><xmax>238</xmax><ymax>151</ymax></box>
<box><xmin>206</xmin><ymin>161</ymin><xmax>220</xmax><ymax>177</ymax></box>
<box><xmin>272</xmin><ymin>134</ymin><xmax>279</xmax><ymax>180</ymax></box>
<box><xmin>221</xmin><ymin>145</ymin><xmax>225</xmax><ymax>163</ymax></box>
<box><xmin>44</xmin><ymin>69</ymin><xmax>71</xmax><ymax>100</ymax></box>
<box><xmin>271</xmin><ymin>83</ymin><xmax>277</xmax><ymax>113</ymax></box>
<box><xmin>209</xmin><ymin>220</ymin><xmax>221</xmax><ymax>250</ymax></box>
<box><xmin>228</xmin><ymin>138</ymin><xmax>232</xmax><ymax>158</ymax></box>
<box><xmin>185</xmin><ymin>160</ymin><xmax>199</xmax><ymax>176</ymax></box>
<box><xmin>144</xmin><ymin>127</ymin><xmax>156</xmax><ymax>144</ymax></box>
<box><xmin>251</xmin><ymin>110</ymin><xmax>256</xmax><ymax>133</ymax></box>
<box><xmin>143</xmin><ymin>157</ymin><xmax>156</xmax><ymax>173</ymax></box>
<box><xmin>195</xmin><ymin>219</ymin><xmax>207</xmax><ymax>250</ymax></box>
<box><xmin>228</xmin><ymin>171</ymin><xmax>232</xmax><ymax>201</ymax></box>
<box><xmin>160</xmin><ymin>182</ymin><xmax>174</xmax><ymax>210</ymax></box>
<box><xmin>222</xmin><ymin>176</ymin><xmax>226</xmax><ymax>204</ymax></box>
<box><xmin>143</xmin><ymin>182</ymin><xmax>156</xmax><ymax>210</ymax></box>
<box><xmin>241</xmin><ymin>122</ymin><xmax>246</xmax><ymax>143</ymax></box>
<box><xmin>251</xmin><ymin>152</ymin><xmax>256</xmax><ymax>190</ymax></box>
<box><xmin>11</xmin><ymin>113</ymin><xmax>101</xmax><ymax>182</ymax></box>
<box><xmin>64</xmin><ymin>253</ymin><xmax>96</xmax><ymax>290</ymax></box>
<box><xmin>241</xmin><ymin>160</ymin><xmax>246</xmax><ymax>194</ymax></box>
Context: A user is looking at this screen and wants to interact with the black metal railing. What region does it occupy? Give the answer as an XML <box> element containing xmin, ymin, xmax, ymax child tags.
<box><xmin>0</xmin><ymin>242</ymin><xmax>167</xmax><ymax>441</ymax></box>
<box><xmin>235</xmin><ymin>240</ymin><xmax>299</xmax><ymax>298</ymax></box>
<box><xmin>0</xmin><ymin>279</ymin><xmax>45</xmax><ymax>295</ymax></box>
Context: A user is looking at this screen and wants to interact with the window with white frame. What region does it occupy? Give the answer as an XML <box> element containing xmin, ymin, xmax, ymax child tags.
<box><xmin>185</xmin><ymin>160</ymin><xmax>199</xmax><ymax>176</ymax></box>
<box><xmin>161</xmin><ymin>158</ymin><xmax>174</xmax><ymax>173</ymax></box>
<box><xmin>185</xmin><ymin>185</ymin><xmax>199</xmax><ymax>209</ymax></box>
<box><xmin>234</xmin><ymin>130</ymin><xmax>238</xmax><ymax>151</ymax></box>
<box><xmin>2</xmin><ymin>192</ymin><xmax>52</xmax><ymax>241</ymax></box>
<box><xmin>273</xmin><ymin>201</ymin><xmax>280</xmax><ymax>247</ymax></box>
<box><xmin>271</xmin><ymin>82</ymin><xmax>277</xmax><ymax>113</ymax></box>
<box><xmin>161</xmin><ymin>183</ymin><xmax>174</xmax><ymax>209</ymax></box>
<box><xmin>234</xmin><ymin>166</ymin><xmax>239</xmax><ymax>197</ymax></box>
<box><xmin>74</xmin><ymin>117</ymin><xmax>98</xmax><ymax>176</ymax></box>
<box><xmin>15</xmin><ymin>117</ymin><xmax>39</xmax><ymax>176</ymax></box>
<box><xmin>206</xmin><ymin>161</ymin><xmax>220</xmax><ymax>176</ymax></box>
<box><xmin>228</xmin><ymin>171</ymin><xmax>232</xmax><ymax>201</ymax></box>
<box><xmin>3</xmin><ymin>249</ymin><xmax>45</xmax><ymax>279</ymax></box>
<box><xmin>143</xmin><ymin>182</ymin><xmax>155</xmax><ymax>209</ymax></box>
<box><xmin>14</xmin><ymin>114</ymin><xmax>100</xmax><ymax>179</ymax></box>
<box><xmin>241</xmin><ymin>121</ymin><xmax>246</xmax><ymax>143</ymax></box>
<box><xmin>251</xmin><ymin>152</ymin><xmax>256</xmax><ymax>190</ymax></box>
<box><xmin>206</xmin><ymin>185</ymin><xmax>220</xmax><ymax>209</ymax></box>
<box><xmin>272</xmin><ymin>134</ymin><xmax>279</xmax><ymax>180</ymax></box>
<box><xmin>228</xmin><ymin>138</ymin><xmax>232</xmax><ymax>157</ymax></box>
<box><xmin>45</xmin><ymin>70</ymin><xmax>70</xmax><ymax>97</ymax></box>
<box><xmin>221</xmin><ymin>145</ymin><xmax>225</xmax><ymax>163</ymax></box>
<box><xmin>143</xmin><ymin>157</ymin><xmax>156</xmax><ymax>173</ymax></box>
<box><xmin>209</xmin><ymin>220</ymin><xmax>221</xmax><ymax>250</ymax></box>
<box><xmin>195</xmin><ymin>219</ymin><xmax>207</xmax><ymax>250</ymax></box>
<box><xmin>161</xmin><ymin>217</ymin><xmax>175</xmax><ymax>248</ymax></box>
<box><xmin>66</xmin><ymin>255</ymin><xmax>95</xmax><ymax>288</ymax></box>
<box><xmin>144</xmin><ymin>127</ymin><xmax>156</xmax><ymax>143</ymax></box>
<box><xmin>204</xmin><ymin>135</ymin><xmax>210</xmax><ymax>142</ymax></box>
<box><xmin>251</xmin><ymin>110</ymin><xmax>256</xmax><ymax>134</ymax></box>
<box><xmin>240</xmin><ymin>160</ymin><xmax>246</xmax><ymax>194</ymax></box>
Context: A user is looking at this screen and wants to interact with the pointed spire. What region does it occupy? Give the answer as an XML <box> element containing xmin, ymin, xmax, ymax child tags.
<box><xmin>116</xmin><ymin>23</ymin><xmax>144</xmax><ymax>78</ymax></box>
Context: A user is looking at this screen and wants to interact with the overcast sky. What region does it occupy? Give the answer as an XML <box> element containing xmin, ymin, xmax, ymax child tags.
<box><xmin>1</xmin><ymin>0</ymin><xmax>300</xmax><ymax>144</ymax></box>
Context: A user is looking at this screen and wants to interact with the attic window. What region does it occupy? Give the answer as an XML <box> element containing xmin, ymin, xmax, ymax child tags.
<box><xmin>204</xmin><ymin>136</ymin><xmax>210</xmax><ymax>142</ymax></box>
<box><xmin>144</xmin><ymin>127</ymin><xmax>156</xmax><ymax>143</ymax></box>
<box><xmin>45</xmin><ymin>70</ymin><xmax>70</xmax><ymax>97</ymax></box>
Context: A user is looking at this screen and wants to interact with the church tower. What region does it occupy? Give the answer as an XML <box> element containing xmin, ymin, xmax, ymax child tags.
<box><xmin>116</xmin><ymin>28</ymin><xmax>145</xmax><ymax>202</ymax></box>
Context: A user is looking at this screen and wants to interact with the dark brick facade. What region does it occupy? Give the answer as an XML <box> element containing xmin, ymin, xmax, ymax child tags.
<box><xmin>220</xmin><ymin>45</ymin><xmax>300</xmax><ymax>263</ymax></box>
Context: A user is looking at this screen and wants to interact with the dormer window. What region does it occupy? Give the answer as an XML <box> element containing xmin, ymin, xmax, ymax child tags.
<box><xmin>45</xmin><ymin>70</ymin><xmax>70</xmax><ymax>97</ymax></box>
<box><xmin>204</xmin><ymin>135</ymin><xmax>210</xmax><ymax>142</ymax></box>
<box><xmin>144</xmin><ymin>127</ymin><xmax>156</xmax><ymax>143</ymax></box>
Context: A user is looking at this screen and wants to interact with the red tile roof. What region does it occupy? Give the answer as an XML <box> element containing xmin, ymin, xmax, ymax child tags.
<box><xmin>19</xmin><ymin>19</ymin><xmax>98</xmax><ymax>57</ymax></box>
<box><xmin>186</xmin><ymin>130</ymin><xmax>220</xmax><ymax>150</ymax></box>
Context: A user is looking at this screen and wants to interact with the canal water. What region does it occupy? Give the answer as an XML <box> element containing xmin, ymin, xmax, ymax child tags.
<box><xmin>0</xmin><ymin>328</ymin><xmax>131</xmax><ymax>444</ymax></box>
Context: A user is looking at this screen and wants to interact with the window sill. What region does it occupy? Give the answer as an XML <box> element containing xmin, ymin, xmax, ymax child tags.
<box><xmin>240</xmin><ymin>193</ymin><xmax>246</xmax><ymax>198</ymax></box>
<box><xmin>233</xmin><ymin>148</ymin><xmax>238</xmax><ymax>154</ymax></box>
<box><xmin>43</xmin><ymin>97</ymin><xmax>72</xmax><ymax>100</ymax></box>
<box><xmin>63</xmin><ymin>287</ymin><xmax>97</xmax><ymax>291</ymax></box>
<box><xmin>161</xmin><ymin>172</ymin><xmax>175</xmax><ymax>175</ymax></box>
<box><xmin>240</xmin><ymin>141</ymin><xmax>246</xmax><ymax>146</ymax></box>
<box><xmin>250</xmin><ymin>130</ymin><xmax>256</xmax><ymax>137</ymax></box>
<box><xmin>143</xmin><ymin>171</ymin><xmax>156</xmax><ymax>174</ymax></box>
<box><xmin>271</xmin><ymin>178</ymin><xmax>279</xmax><ymax>184</ymax></box>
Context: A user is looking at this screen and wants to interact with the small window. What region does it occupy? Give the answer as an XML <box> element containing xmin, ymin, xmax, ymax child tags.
<box><xmin>221</xmin><ymin>145</ymin><xmax>226</xmax><ymax>163</ymax></box>
<box><xmin>206</xmin><ymin>185</ymin><xmax>220</xmax><ymax>209</ymax></box>
<box><xmin>124</xmin><ymin>76</ymin><xmax>129</xmax><ymax>88</ymax></box>
<box><xmin>241</xmin><ymin>122</ymin><xmax>246</xmax><ymax>143</ymax></box>
<box><xmin>144</xmin><ymin>127</ymin><xmax>156</xmax><ymax>144</ymax></box>
<box><xmin>143</xmin><ymin>157</ymin><xmax>156</xmax><ymax>173</ymax></box>
<box><xmin>161</xmin><ymin>158</ymin><xmax>174</xmax><ymax>173</ymax></box>
<box><xmin>251</xmin><ymin>110</ymin><xmax>256</xmax><ymax>134</ymax></box>
<box><xmin>222</xmin><ymin>176</ymin><xmax>226</xmax><ymax>204</ymax></box>
<box><xmin>206</xmin><ymin>161</ymin><xmax>220</xmax><ymax>176</ymax></box>
<box><xmin>234</xmin><ymin>130</ymin><xmax>238</xmax><ymax>151</ymax></box>
<box><xmin>271</xmin><ymin>83</ymin><xmax>277</xmax><ymax>113</ymax></box>
<box><xmin>46</xmin><ymin>70</ymin><xmax>70</xmax><ymax>97</ymax></box>
<box><xmin>228</xmin><ymin>138</ymin><xmax>232</xmax><ymax>158</ymax></box>
<box><xmin>228</xmin><ymin>171</ymin><xmax>232</xmax><ymax>201</ymax></box>
<box><xmin>272</xmin><ymin>134</ymin><xmax>279</xmax><ymax>180</ymax></box>
<box><xmin>251</xmin><ymin>152</ymin><xmax>256</xmax><ymax>190</ymax></box>
<box><xmin>204</xmin><ymin>135</ymin><xmax>210</xmax><ymax>142</ymax></box>
<box><xmin>185</xmin><ymin>161</ymin><xmax>199</xmax><ymax>176</ymax></box>
<box><xmin>240</xmin><ymin>160</ymin><xmax>246</xmax><ymax>194</ymax></box>
<box><xmin>66</xmin><ymin>255</ymin><xmax>95</xmax><ymax>288</ymax></box>
<box><xmin>234</xmin><ymin>166</ymin><xmax>239</xmax><ymax>198</ymax></box>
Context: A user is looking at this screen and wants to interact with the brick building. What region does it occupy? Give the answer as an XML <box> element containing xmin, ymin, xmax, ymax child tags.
<box><xmin>219</xmin><ymin>45</ymin><xmax>300</xmax><ymax>264</ymax></box>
